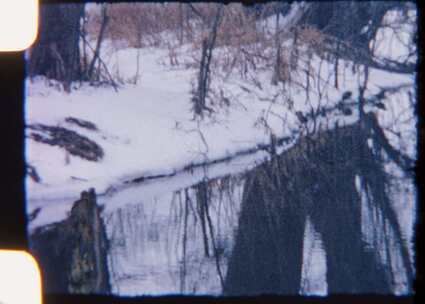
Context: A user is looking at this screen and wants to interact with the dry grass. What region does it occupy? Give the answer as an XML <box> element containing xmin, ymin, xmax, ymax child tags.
<box><xmin>86</xmin><ymin>3</ymin><xmax>274</xmax><ymax>49</ymax></box>
<box><xmin>297</xmin><ymin>26</ymin><xmax>326</xmax><ymax>54</ymax></box>
<box><xmin>84</xmin><ymin>2</ymin><xmax>324</xmax><ymax>84</ymax></box>
<box><xmin>86</xmin><ymin>3</ymin><xmax>184</xmax><ymax>48</ymax></box>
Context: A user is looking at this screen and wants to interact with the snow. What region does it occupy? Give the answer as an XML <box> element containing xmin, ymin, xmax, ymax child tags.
<box><xmin>26</xmin><ymin>47</ymin><xmax>414</xmax><ymax>215</ymax></box>
<box><xmin>25</xmin><ymin>5</ymin><xmax>416</xmax><ymax>296</ymax></box>
<box><xmin>373</xmin><ymin>8</ymin><xmax>417</xmax><ymax>64</ymax></box>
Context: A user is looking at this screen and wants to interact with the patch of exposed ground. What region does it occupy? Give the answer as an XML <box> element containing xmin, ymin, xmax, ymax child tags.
<box><xmin>27</xmin><ymin>123</ymin><xmax>104</xmax><ymax>161</ymax></box>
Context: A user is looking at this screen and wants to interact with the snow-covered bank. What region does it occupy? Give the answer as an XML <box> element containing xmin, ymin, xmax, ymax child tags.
<box><xmin>25</xmin><ymin>4</ymin><xmax>417</xmax><ymax>296</ymax></box>
<box><xmin>26</xmin><ymin>42</ymin><xmax>415</xmax><ymax>227</ymax></box>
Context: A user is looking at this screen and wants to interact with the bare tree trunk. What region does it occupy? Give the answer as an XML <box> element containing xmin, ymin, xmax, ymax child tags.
<box><xmin>81</xmin><ymin>11</ymin><xmax>88</xmax><ymax>76</ymax></box>
<box><xmin>87</xmin><ymin>4</ymin><xmax>109</xmax><ymax>82</ymax></box>
<box><xmin>179</xmin><ymin>3</ymin><xmax>184</xmax><ymax>45</ymax></box>
<box><xmin>28</xmin><ymin>3</ymin><xmax>84</xmax><ymax>92</ymax></box>
<box><xmin>192</xmin><ymin>4</ymin><xmax>224</xmax><ymax>117</ymax></box>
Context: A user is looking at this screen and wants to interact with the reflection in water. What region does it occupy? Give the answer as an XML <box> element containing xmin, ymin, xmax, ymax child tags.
<box><xmin>103</xmin><ymin>137</ymin><xmax>415</xmax><ymax>296</ymax></box>
<box><xmin>300</xmin><ymin>217</ymin><xmax>327</xmax><ymax>295</ymax></box>
<box><xmin>357</xmin><ymin>161</ymin><xmax>415</xmax><ymax>294</ymax></box>
<box><xmin>104</xmin><ymin>176</ymin><xmax>243</xmax><ymax>295</ymax></box>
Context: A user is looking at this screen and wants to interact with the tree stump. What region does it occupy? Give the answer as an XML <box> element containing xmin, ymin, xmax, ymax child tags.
<box><xmin>29</xmin><ymin>188</ymin><xmax>111</xmax><ymax>294</ymax></box>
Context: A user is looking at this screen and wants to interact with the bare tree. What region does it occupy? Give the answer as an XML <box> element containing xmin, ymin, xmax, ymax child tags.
<box><xmin>28</xmin><ymin>3</ymin><xmax>85</xmax><ymax>92</ymax></box>
<box><xmin>192</xmin><ymin>4</ymin><xmax>224</xmax><ymax>118</ymax></box>
<box><xmin>86</xmin><ymin>4</ymin><xmax>109</xmax><ymax>82</ymax></box>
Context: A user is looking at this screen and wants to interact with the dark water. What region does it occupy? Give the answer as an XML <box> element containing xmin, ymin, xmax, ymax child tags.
<box><xmin>103</xmin><ymin>168</ymin><xmax>414</xmax><ymax>296</ymax></box>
